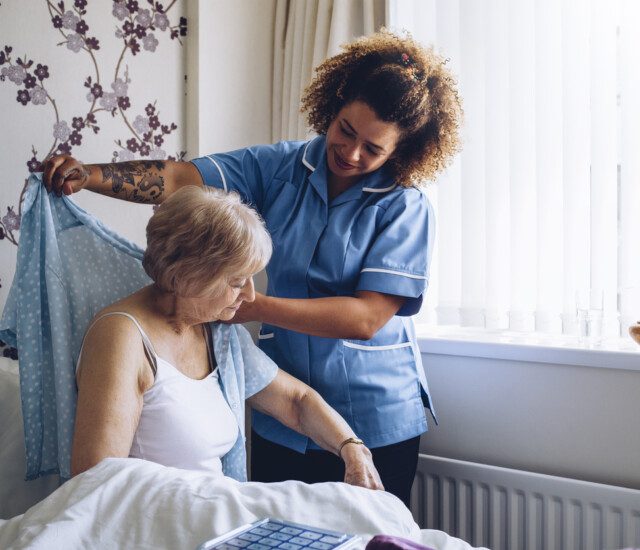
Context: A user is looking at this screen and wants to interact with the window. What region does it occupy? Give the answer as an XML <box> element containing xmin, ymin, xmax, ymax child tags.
<box><xmin>391</xmin><ymin>0</ymin><xmax>640</xmax><ymax>338</ymax></box>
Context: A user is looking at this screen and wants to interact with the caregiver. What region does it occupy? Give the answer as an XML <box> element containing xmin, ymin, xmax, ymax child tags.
<box><xmin>44</xmin><ymin>29</ymin><xmax>462</xmax><ymax>506</ymax></box>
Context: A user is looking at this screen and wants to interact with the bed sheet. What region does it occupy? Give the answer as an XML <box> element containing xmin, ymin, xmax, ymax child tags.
<box><xmin>0</xmin><ymin>458</ymin><xmax>486</xmax><ymax>550</ymax></box>
<box><xmin>0</xmin><ymin>358</ymin><xmax>60</xmax><ymax>519</ymax></box>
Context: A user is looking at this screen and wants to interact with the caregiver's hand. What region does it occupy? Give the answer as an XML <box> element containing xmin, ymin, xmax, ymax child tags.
<box><xmin>226</xmin><ymin>292</ymin><xmax>266</xmax><ymax>324</ymax></box>
<box><xmin>342</xmin><ymin>444</ymin><xmax>384</xmax><ymax>491</ymax></box>
<box><xmin>43</xmin><ymin>155</ymin><xmax>90</xmax><ymax>196</ymax></box>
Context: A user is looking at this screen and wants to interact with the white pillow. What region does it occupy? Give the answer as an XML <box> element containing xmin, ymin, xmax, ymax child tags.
<box><xmin>0</xmin><ymin>357</ymin><xmax>60</xmax><ymax>519</ymax></box>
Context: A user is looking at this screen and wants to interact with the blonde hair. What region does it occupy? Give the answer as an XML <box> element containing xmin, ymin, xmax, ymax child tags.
<box><xmin>143</xmin><ymin>185</ymin><xmax>272</xmax><ymax>296</ymax></box>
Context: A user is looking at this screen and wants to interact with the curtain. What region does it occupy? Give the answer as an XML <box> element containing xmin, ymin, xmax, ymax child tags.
<box><xmin>389</xmin><ymin>0</ymin><xmax>640</xmax><ymax>338</ymax></box>
<box><xmin>272</xmin><ymin>0</ymin><xmax>386</xmax><ymax>142</ymax></box>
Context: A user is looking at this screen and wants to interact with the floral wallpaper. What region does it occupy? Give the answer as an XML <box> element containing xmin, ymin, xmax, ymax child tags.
<box><xmin>0</xmin><ymin>0</ymin><xmax>188</xmax><ymax>360</ymax></box>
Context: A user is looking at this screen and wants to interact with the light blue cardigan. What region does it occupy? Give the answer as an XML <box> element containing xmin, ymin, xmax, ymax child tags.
<box><xmin>0</xmin><ymin>174</ymin><xmax>277</xmax><ymax>481</ymax></box>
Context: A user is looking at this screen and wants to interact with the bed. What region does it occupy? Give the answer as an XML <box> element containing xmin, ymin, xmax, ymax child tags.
<box><xmin>0</xmin><ymin>356</ymin><xmax>486</xmax><ymax>550</ymax></box>
<box><xmin>0</xmin><ymin>457</ymin><xmax>488</xmax><ymax>550</ymax></box>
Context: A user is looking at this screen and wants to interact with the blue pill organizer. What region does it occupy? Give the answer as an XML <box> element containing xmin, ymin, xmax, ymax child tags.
<box><xmin>196</xmin><ymin>518</ymin><xmax>360</xmax><ymax>550</ymax></box>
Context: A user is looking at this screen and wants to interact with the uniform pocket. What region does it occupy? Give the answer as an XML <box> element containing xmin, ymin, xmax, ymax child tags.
<box><xmin>342</xmin><ymin>339</ymin><xmax>419</xmax><ymax>400</ymax></box>
<box><xmin>341</xmin><ymin>339</ymin><xmax>423</xmax><ymax>436</ymax></box>
<box><xmin>257</xmin><ymin>326</ymin><xmax>277</xmax><ymax>361</ymax></box>
<box><xmin>258</xmin><ymin>323</ymin><xmax>275</xmax><ymax>340</ymax></box>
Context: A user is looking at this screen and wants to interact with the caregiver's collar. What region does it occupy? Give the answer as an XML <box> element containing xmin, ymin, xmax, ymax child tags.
<box><xmin>302</xmin><ymin>136</ymin><xmax>397</xmax><ymax>205</ymax></box>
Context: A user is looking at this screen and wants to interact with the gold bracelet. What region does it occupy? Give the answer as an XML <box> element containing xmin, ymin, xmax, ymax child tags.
<box><xmin>338</xmin><ymin>437</ymin><xmax>364</xmax><ymax>459</ymax></box>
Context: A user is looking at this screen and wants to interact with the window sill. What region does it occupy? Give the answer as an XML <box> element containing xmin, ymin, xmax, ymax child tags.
<box><xmin>415</xmin><ymin>325</ymin><xmax>640</xmax><ymax>372</ymax></box>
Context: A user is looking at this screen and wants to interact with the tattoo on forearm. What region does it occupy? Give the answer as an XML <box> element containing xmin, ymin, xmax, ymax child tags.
<box><xmin>81</xmin><ymin>166</ymin><xmax>91</xmax><ymax>185</ymax></box>
<box><xmin>98</xmin><ymin>161</ymin><xmax>166</xmax><ymax>203</ymax></box>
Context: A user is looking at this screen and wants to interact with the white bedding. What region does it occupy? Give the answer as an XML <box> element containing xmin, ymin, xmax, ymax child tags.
<box><xmin>0</xmin><ymin>359</ymin><xmax>59</xmax><ymax>519</ymax></box>
<box><xmin>0</xmin><ymin>458</ymin><xmax>485</xmax><ymax>550</ymax></box>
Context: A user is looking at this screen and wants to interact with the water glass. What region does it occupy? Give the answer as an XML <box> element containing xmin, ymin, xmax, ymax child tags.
<box><xmin>575</xmin><ymin>289</ymin><xmax>603</xmax><ymax>343</ymax></box>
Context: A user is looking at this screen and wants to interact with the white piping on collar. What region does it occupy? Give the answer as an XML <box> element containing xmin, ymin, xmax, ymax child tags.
<box><xmin>302</xmin><ymin>141</ymin><xmax>315</xmax><ymax>171</ymax></box>
<box><xmin>302</xmin><ymin>139</ymin><xmax>393</xmax><ymax>191</ymax></box>
<box><xmin>206</xmin><ymin>156</ymin><xmax>227</xmax><ymax>192</ymax></box>
<box><xmin>363</xmin><ymin>184</ymin><xmax>397</xmax><ymax>193</ymax></box>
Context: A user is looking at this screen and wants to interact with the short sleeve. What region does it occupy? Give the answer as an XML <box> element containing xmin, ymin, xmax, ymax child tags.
<box><xmin>356</xmin><ymin>189</ymin><xmax>435</xmax><ymax>316</ymax></box>
<box><xmin>234</xmin><ymin>324</ymin><xmax>279</xmax><ymax>398</ymax></box>
<box><xmin>190</xmin><ymin>142</ymin><xmax>293</xmax><ymax>212</ymax></box>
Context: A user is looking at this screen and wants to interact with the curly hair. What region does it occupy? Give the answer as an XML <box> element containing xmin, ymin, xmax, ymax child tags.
<box><xmin>301</xmin><ymin>29</ymin><xmax>462</xmax><ymax>187</ymax></box>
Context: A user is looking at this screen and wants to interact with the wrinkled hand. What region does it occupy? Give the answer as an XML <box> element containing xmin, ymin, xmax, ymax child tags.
<box><xmin>342</xmin><ymin>444</ymin><xmax>384</xmax><ymax>491</ymax></box>
<box><xmin>43</xmin><ymin>154</ymin><xmax>90</xmax><ymax>196</ymax></box>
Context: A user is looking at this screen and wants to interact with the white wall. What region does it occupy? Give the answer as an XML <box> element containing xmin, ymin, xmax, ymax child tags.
<box><xmin>0</xmin><ymin>0</ymin><xmax>275</xmax><ymax>320</ymax></box>
<box><xmin>420</xmin><ymin>351</ymin><xmax>640</xmax><ymax>490</ymax></box>
<box><xmin>187</xmin><ymin>0</ymin><xmax>276</xmax><ymax>156</ymax></box>
<box><xmin>185</xmin><ymin>0</ymin><xmax>277</xmax><ymax>311</ymax></box>
<box><xmin>0</xmin><ymin>0</ymin><xmax>187</xmax><ymax>314</ymax></box>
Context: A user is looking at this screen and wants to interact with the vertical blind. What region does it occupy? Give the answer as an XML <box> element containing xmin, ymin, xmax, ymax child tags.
<box><xmin>390</xmin><ymin>0</ymin><xmax>640</xmax><ymax>337</ymax></box>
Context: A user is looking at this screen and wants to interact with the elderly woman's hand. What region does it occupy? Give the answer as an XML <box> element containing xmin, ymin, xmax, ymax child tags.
<box><xmin>341</xmin><ymin>443</ymin><xmax>384</xmax><ymax>491</ymax></box>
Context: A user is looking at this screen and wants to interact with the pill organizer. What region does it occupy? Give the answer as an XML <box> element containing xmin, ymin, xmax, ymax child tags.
<box><xmin>195</xmin><ymin>518</ymin><xmax>360</xmax><ymax>550</ymax></box>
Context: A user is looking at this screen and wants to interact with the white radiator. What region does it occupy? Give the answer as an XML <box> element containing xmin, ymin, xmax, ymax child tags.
<box><xmin>411</xmin><ymin>454</ymin><xmax>640</xmax><ymax>550</ymax></box>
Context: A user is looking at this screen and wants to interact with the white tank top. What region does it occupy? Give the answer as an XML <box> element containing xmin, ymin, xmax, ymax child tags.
<box><xmin>79</xmin><ymin>312</ymin><xmax>238</xmax><ymax>475</ymax></box>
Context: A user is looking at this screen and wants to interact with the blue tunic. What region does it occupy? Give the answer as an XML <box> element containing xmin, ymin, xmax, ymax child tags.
<box><xmin>192</xmin><ymin>136</ymin><xmax>437</xmax><ymax>452</ymax></box>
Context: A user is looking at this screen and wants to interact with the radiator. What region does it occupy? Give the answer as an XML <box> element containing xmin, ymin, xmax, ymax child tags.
<box><xmin>411</xmin><ymin>454</ymin><xmax>640</xmax><ymax>550</ymax></box>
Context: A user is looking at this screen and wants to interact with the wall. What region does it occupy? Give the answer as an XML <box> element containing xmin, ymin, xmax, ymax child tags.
<box><xmin>0</xmin><ymin>0</ymin><xmax>188</xmax><ymax>321</ymax></box>
<box><xmin>187</xmin><ymin>0</ymin><xmax>276</xmax><ymax>156</ymax></box>
<box><xmin>420</xmin><ymin>351</ymin><xmax>640</xmax><ymax>490</ymax></box>
<box><xmin>185</xmin><ymin>0</ymin><xmax>276</xmax><ymax>308</ymax></box>
<box><xmin>0</xmin><ymin>0</ymin><xmax>276</xmax><ymax>337</ymax></box>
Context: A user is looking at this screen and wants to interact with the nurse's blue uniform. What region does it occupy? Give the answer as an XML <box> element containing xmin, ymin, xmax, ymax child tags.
<box><xmin>191</xmin><ymin>135</ymin><xmax>437</xmax><ymax>454</ymax></box>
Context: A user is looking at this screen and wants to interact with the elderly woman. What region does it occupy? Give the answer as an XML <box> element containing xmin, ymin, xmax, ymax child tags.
<box><xmin>71</xmin><ymin>184</ymin><xmax>383</xmax><ymax>491</ymax></box>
